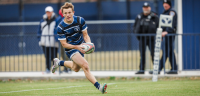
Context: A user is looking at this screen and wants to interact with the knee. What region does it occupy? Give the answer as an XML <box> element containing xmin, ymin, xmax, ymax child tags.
<box><xmin>74</xmin><ymin>68</ymin><xmax>80</xmax><ymax>72</ymax></box>
<box><xmin>82</xmin><ymin>63</ymin><xmax>89</xmax><ymax>71</ymax></box>
<box><xmin>72</xmin><ymin>66</ymin><xmax>80</xmax><ymax>72</ymax></box>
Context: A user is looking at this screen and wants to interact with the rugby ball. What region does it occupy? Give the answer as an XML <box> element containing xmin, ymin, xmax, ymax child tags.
<box><xmin>82</xmin><ymin>43</ymin><xmax>95</xmax><ymax>54</ymax></box>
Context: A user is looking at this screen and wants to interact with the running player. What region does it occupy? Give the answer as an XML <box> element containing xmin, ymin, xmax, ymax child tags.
<box><xmin>52</xmin><ymin>2</ymin><xmax>107</xmax><ymax>94</ymax></box>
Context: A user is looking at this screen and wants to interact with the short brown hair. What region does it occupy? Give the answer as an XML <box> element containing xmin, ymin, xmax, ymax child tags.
<box><xmin>61</xmin><ymin>2</ymin><xmax>74</xmax><ymax>13</ymax></box>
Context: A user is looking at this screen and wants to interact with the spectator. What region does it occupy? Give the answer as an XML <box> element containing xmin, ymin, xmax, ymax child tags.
<box><xmin>159</xmin><ymin>0</ymin><xmax>178</xmax><ymax>74</ymax></box>
<box><xmin>55</xmin><ymin>9</ymin><xmax>71</xmax><ymax>73</ymax></box>
<box><xmin>37</xmin><ymin>6</ymin><xmax>58</xmax><ymax>73</ymax></box>
<box><xmin>133</xmin><ymin>2</ymin><xmax>159</xmax><ymax>74</ymax></box>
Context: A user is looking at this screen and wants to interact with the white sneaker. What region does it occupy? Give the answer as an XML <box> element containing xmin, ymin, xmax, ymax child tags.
<box><xmin>52</xmin><ymin>58</ymin><xmax>60</xmax><ymax>73</ymax></box>
<box><xmin>99</xmin><ymin>83</ymin><xmax>107</xmax><ymax>94</ymax></box>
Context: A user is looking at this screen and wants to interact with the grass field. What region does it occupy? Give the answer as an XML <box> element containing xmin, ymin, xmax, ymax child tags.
<box><xmin>0</xmin><ymin>78</ymin><xmax>199</xmax><ymax>96</ymax></box>
<box><xmin>0</xmin><ymin>50</ymin><xmax>175</xmax><ymax>72</ymax></box>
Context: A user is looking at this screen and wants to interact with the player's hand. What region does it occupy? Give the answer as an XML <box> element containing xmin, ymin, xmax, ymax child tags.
<box><xmin>162</xmin><ymin>31</ymin><xmax>168</xmax><ymax>37</ymax></box>
<box><xmin>75</xmin><ymin>45</ymin><xmax>85</xmax><ymax>54</ymax></box>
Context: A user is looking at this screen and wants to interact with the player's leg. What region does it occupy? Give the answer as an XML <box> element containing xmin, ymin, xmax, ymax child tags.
<box><xmin>72</xmin><ymin>53</ymin><xmax>96</xmax><ymax>83</ymax></box>
<box><xmin>52</xmin><ymin>58</ymin><xmax>80</xmax><ymax>73</ymax></box>
<box><xmin>71</xmin><ymin>53</ymin><xmax>107</xmax><ymax>94</ymax></box>
<box><xmin>63</xmin><ymin>61</ymin><xmax>81</xmax><ymax>72</ymax></box>
<box><xmin>52</xmin><ymin>49</ymin><xmax>80</xmax><ymax>73</ymax></box>
<box><xmin>52</xmin><ymin>51</ymin><xmax>107</xmax><ymax>94</ymax></box>
<box><xmin>52</xmin><ymin>57</ymin><xmax>83</xmax><ymax>72</ymax></box>
<box><xmin>60</xmin><ymin>45</ymin><xmax>70</xmax><ymax>72</ymax></box>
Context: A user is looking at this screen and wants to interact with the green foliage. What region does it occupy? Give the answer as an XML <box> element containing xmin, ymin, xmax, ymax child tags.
<box><xmin>109</xmin><ymin>76</ymin><xmax>116</xmax><ymax>80</ymax></box>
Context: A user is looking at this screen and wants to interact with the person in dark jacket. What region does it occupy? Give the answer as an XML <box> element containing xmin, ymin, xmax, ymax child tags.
<box><xmin>133</xmin><ymin>2</ymin><xmax>159</xmax><ymax>74</ymax></box>
<box><xmin>159</xmin><ymin>0</ymin><xmax>178</xmax><ymax>74</ymax></box>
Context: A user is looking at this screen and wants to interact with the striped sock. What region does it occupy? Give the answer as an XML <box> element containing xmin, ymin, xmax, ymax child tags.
<box><xmin>94</xmin><ymin>82</ymin><xmax>100</xmax><ymax>89</ymax></box>
<box><xmin>58</xmin><ymin>61</ymin><xmax>64</xmax><ymax>66</ymax></box>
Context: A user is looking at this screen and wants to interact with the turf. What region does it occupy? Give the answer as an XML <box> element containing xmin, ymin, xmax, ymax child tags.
<box><xmin>0</xmin><ymin>79</ymin><xmax>200</xmax><ymax>96</ymax></box>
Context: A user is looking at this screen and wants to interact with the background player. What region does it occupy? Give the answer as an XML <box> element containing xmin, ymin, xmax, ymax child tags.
<box><xmin>51</xmin><ymin>2</ymin><xmax>107</xmax><ymax>94</ymax></box>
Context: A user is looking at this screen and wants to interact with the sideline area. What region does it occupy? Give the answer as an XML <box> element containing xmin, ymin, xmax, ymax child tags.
<box><xmin>0</xmin><ymin>71</ymin><xmax>200</xmax><ymax>80</ymax></box>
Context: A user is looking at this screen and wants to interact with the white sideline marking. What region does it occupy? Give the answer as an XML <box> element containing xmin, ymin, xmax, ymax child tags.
<box><xmin>0</xmin><ymin>83</ymin><xmax>115</xmax><ymax>94</ymax></box>
<box><xmin>0</xmin><ymin>89</ymin><xmax>44</xmax><ymax>94</ymax></box>
<box><xmin>107</xmin><ymin>83</ymin><xmax>116</xmax><ymax>85</ymax></box>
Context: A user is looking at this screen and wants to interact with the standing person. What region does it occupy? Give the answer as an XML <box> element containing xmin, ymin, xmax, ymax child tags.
<box><xmin>37</xmin><ymin>6</ymin><xmax>58</xmax><ymax>73</ymax></box>
<box><xmin>55</xmin><ymin>9</ymin><xmax>71</xmax><ymax>73</ymax></box>
<box><xmin>52</xmin><ymin>2</ymin><xmax>107</xmax><ymax>94</ymax></box>
<box><xmin>133</xmin><ymin>2</ymin><xmax>159</xmax><ymax>74</ymax></box>
<box><xmin>159</xmin><ymin>0</ymin><xmax>178</xmax><ymax>74</ymax></box>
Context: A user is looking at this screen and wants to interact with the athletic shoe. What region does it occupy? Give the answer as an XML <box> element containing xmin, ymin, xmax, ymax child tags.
<box><xmin>43</xmin><ymin>68</ymin><xmax>50</xmax><ymax>74</ymax></box>
<box><xmin>52</xmin><ymin>58</ymin><xmax>60</xmax><ymax>73</ymax></box>
<box><xmin>149</xmin><ymin>71</ymin><xmax>160</xmax><ymax>74</ymax></box>
<box><xmin>46</xmin><ymin>69</ymin><xmax>50</xmax><ymax>73</ymax></box>
<box><xmin>135</xmin><ymin>71</ymin><xmax>144</xmax><ymax>74</ymax></box>
<box><xmin>99</xmin><ymin>83</ymin><xmax>107</xmax><ymax>94</ymax></box>
<box><xmin>166</xmin><ymin>70</ymin><xmax>178</xmax><ymax>74</ymax></box>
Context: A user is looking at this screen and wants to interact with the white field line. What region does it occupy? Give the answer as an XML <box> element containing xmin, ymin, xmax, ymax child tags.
<box><xmin>0</xmin><ymin>83</ymin><xmax>115</xmax><ymax>94</ymax></box>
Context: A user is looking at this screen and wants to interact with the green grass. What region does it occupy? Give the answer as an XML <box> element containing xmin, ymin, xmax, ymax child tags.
<box><xmin>0</xmin><ymin>79</ymin><xmax>200</xmax><ymax>96</ymax></box>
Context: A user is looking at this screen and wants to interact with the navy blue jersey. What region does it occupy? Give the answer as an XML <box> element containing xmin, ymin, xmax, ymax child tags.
<box><xmin>57</xmin><ymin>16</ymin><xmax>88</xmax><ymax>46</ymax></box>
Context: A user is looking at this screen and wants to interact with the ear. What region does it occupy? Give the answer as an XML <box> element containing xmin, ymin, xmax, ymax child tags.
<box><xmin>62</xmin><ymin>13</ymin><xmax>65</xmax><ymax>16</ymax></box>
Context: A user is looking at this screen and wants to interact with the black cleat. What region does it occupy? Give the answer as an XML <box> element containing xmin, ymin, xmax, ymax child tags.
<box><xmin>135</xmin><ymin>71</ymin><xmax>144</xmax><ymax>74</ymax></box>
<box><xmin>166</xmin><ymin>71</ymin><xmax>178</xmax><ymax>74</ymax></box>
<box><xmin>149</xmin><ymin>71</ymin><xmax>160</xmax><ymax>74</ymax></box>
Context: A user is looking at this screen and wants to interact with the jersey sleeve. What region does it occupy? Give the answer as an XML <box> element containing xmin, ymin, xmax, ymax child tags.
<box><xmin>80</xmin><ymin>17</ymin><xmax>88</xmax><ymax>31</ymax></box>
<box><xmin>57</xmin><ymin>25</ymin><xmax>66</xmax><ymax>40</ymax></box>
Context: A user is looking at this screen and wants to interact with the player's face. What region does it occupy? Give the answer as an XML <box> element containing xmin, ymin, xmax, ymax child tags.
<box><xmin>63</xmin><ymin>8</ymin><xmax>74</xmax><ymax>22</ymax></box>
<box><xmin>46</xmin><ymin>11</ymin><xmax>53</xmax><ymax>18</ymax></box>
<box><xmin>142</xmin><ymin>7</ymin><xmax>151</xmax><ymax>14</ymax></box>
<box><xmin>163</xmin><ymin>3</ymin><xmax>170</xmax><ymax>10</ymax></box>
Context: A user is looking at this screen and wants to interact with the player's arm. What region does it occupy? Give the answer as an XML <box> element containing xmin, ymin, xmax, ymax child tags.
<box><xmin>60</xmin><ymin>39</ymin><xmax>76</xmax><ymax>49</ymax></box>
<box><xmin>82</xmin><ymin>29</ymin><xmax>91</xmax><ymax>43</ymax></box>
<box><xmin>59</xmin><ymin>39</ymin><xmax>81</xmax><ymax>49</ymax></box>
<box><xmin>80</xmin><ymin>17</ymin><xmax>92</xmax><ymax>43</ymax></box>
<box><xmin>60</xmin><ymin>39</ymin><xmax>85</xmax><ymax>53</ymax></box>
<box><xmin>57</xmin><ymin>25</ymin><xmax>84</xmax><ymax>53</ymax></box>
